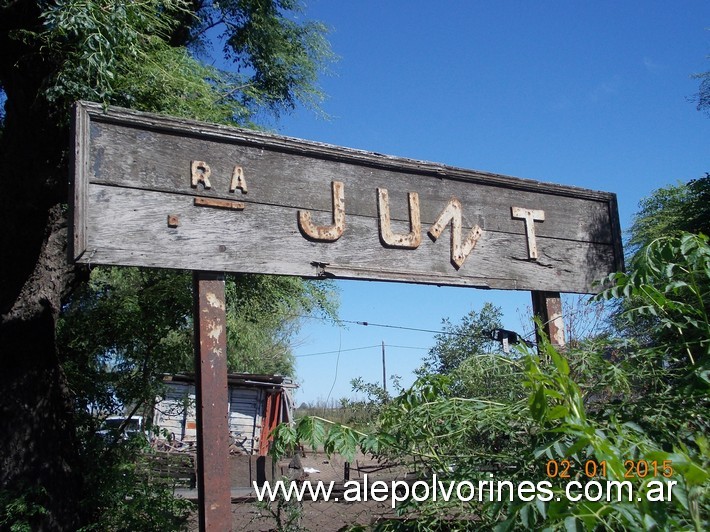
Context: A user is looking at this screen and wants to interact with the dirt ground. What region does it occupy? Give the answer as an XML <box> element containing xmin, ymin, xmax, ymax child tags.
<box><xmin>233</xmin><ymin>449</ymin><xmax>406</xmax><ymax>531</ymax></box>
<box><xmin>188</xmin><ymin>449</ymin><xmax>411</xmax><ymax>531</ymax></box>
<box><xmin>231</xmin><ymin>498</ymin><xmax>397</xmax><ymax>531</ymax></box>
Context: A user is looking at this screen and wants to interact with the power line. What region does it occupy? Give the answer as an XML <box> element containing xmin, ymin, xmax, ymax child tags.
<box><xmin>343</xmin><ymin>319</ymin><xmax>451</xmax><ymax>336</ymax></box>
<box><xmin>295</xmin><ymin>345</ymin><xmax>380</xmax><ymax>358</ymax></box>
<box><xmin>298</xmin><ymin>314</ymin><xmax>538</xmax><ymax>355</ymax></box>
<box><xmin>299</xmin><ymin>314</ymin><xmax>533</xmax><ymax>343</ymax></box>
<box><xmin>295</xmin><ymin>343</ymin><xmax>429</xmax><ymax>358</ymax></box>
<box><xmin>298</xmin><ymin>315</ymin><xmax>480</xmax><ymax>338</ymax></box>
<box><xmin>324</xmin><ymin>329</ymin><xmax>342</xmax><ymax>408</ymax></box>
<box><xmin>387</xmin><ymin>344</ymin><xmax>429</xmax><ymax>351</ymax></box>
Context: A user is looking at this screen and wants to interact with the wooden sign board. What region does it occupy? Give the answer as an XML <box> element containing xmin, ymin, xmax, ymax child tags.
<box><xmin>71</xmin><ymin>102</ymin><xmax>623</xmax><ymax>293</ymax></box>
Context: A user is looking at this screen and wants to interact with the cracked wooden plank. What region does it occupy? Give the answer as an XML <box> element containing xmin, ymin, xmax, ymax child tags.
<box><xmin>72</xmin><ymin>102</ymin><xmax>624</xmax><ymax>294</ymax></box>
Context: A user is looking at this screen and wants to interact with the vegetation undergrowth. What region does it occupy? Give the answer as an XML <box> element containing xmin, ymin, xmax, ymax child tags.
<box><xmin>272</xmin><ymin>232</ymin><xmax>709</xmax><ymax>531</ymax></box>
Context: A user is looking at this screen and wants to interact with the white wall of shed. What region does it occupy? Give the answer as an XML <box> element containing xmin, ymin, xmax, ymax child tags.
<box><xmin>153</xmin><ymin>381</ymin><xmax>266</xmax><ymax>454</ymax></box>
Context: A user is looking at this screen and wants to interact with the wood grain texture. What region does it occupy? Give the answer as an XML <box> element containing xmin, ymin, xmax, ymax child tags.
<box><xmin>73</xmin><ymin>102</ymin><xmax>624</xmax><ymax>293</ymax></box>
<box><xmin>70</xmin><ymin>102</ymin><xmax>90</xmax><ymax>260</ymax></box>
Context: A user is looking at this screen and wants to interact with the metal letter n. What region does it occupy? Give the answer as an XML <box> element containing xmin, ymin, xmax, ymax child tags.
<box><xmin>377</xmin><ymin>188</ymin><xmax>421</xmax><ymax>249</ymax></box>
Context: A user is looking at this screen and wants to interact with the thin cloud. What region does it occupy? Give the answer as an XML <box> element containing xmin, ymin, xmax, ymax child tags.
<box><xmin>643</xmin><ymin>56</ymin><xmax>664</xmax><ymax>74</ymax></box>
<box><xmin>588</xmin><ymin>76</ymin><xmax>621</xmax><ymax>103</ymax></box>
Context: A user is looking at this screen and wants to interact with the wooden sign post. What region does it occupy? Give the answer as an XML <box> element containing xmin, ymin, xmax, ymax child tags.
<box><xmin>71</xmin><ymin>102</ymin><xmax>624</xmax><ymax>530</ymax></box>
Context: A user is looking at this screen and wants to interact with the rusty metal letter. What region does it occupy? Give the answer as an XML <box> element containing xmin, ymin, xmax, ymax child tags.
<box><xmin>298</xmin><ymin>181</ymin><xmax>345</xmax><ymax>242</ymax></box>
<box><xmin>229</xmin><ymin>166</ymin><xmax>247</xmax><ymax>194</ymax></box>
<box><xmin>191</xmin><ymin>161</ymin><xmax>212</xmax><ymax>189</ymax></box>
<box><xmin>377</xmin><ymin>188</ymin><xmax>421</xmax><ymax>249</ymax></box>
<box><xmin>428</xmin><ymin>197</ymin><xmax>483</xmax><ymax>269</ymax></box>
<box><xmin>511</xmin><ymin>206</ymin><xmax>545</xmax><ymax>259</ymax></box>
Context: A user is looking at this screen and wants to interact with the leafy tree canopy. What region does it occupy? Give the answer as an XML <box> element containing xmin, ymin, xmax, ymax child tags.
<box><xmin>27</xmin><ymin>0</ymin><xmax>333</xmax><ymax>125</ymax></box>
<box><xmin>0</xmin><ymin>1</ymin><xmax>335</xmax><ymax>529</ymax></box>
<box><xmin>416</xmin><ymin>303</ymin><xmax>520</xmax><ymax>400</ymax></box>
<box><xmin>627</xmin><ymin>174</ymin><xmax>710</xmax><ymax>259</ymax></box>
<box><xmin>616</xmin><ymin>174</ymin><xmax>709</xmax><ymax>346</ymax></box>
<box><xmin>274</xmin><ymin>233</ymin><xmax>710</xmax><ymax>531</ymax></box>
<box><xmin>692</xmin><ymin>51</ymin><xmax>710</xmax><ymax>117</ymax></box>
<box><xmin>58</xmin><ymin>269</ymin><xmax>338</xmax><ymax>424</ymax></box>
<box><xmin>419</xmin><ymin>302</ymin><xmax>503</xmax><ymax>376</ymax></box>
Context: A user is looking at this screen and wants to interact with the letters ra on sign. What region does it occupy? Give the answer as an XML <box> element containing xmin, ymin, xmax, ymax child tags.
<box><xmin>71</xmin><ymin>102</ymin><xmax>623</xmax><ymax>294</ymax></box>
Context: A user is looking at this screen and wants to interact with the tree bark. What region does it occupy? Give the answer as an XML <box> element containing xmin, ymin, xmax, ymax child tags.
<box><xmin>0</xmin><ymin>247</ymin><xmax>85</xmax><ymax>531</ymax></box>
<box><xmin>0</xmin><ymin>206</ymin><xmax>82</xmax><ymax>531</ymax></box>
<box><xmin>1</xmin><ymin>4</ymin><xmax>83</xmax><ymax>529</ymax></box>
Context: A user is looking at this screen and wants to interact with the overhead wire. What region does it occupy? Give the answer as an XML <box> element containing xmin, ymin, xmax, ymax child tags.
<box><xmin>295</xmin><ymin>345</ymin><xmax>381</xmax><ymax>358</ymax></box>
<box><xmin>295</xmin><ymin>343</ymin><xmax>428</xmax><ymax>358</ymax></box>
<box><xmin>299</xmin><ymin>315</ymin><xmax>496</xmax><ymax>339</ymax></box>
<box><xmin>324</xmin><ymin>328</ymin><xmax>342</xmax><ymax>407</ymax></box>
<box><xmin>298</xmin><ymin>314</ymin><xmax>536</xmax><ymax>347</ymax></box>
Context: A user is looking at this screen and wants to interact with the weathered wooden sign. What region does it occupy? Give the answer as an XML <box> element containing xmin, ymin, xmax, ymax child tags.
<box><xmin>71</xmin><ymin>101</ymin><xmax>623</xmax><ymax>293</ymax></box>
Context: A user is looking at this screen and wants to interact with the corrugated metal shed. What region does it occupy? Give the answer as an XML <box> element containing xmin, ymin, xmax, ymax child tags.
<box><xmin>152</xmin><ymin>373</ymin><xmax>296</xmax><ymax>455</ymax></box>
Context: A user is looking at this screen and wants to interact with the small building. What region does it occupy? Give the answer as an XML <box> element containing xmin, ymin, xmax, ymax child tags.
<box><xmin>153</xmin><ymin>373</ymin><xmax>296</xmax><ymax>456</ymax></box>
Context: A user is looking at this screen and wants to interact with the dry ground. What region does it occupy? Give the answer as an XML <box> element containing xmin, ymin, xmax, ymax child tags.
<box><xmin>188</xmin><ymin>449</ymin><xmax>411</xmax><ymax>531</ymax></box>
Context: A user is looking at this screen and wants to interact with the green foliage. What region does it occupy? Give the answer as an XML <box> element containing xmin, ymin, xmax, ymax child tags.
<box><xmin>272</xmin><ymin>232</ymin><xmax>710</xmax><ymax>530</ymax></box>
<box><xmin>350</xmin><ymin>376</ymin><xmax>395</xmax><ymax>406</ymax></box>
<box><xmin>218</xmin><ymin>0</ymin><xmax>334</xmax><ymax>115</ymax></box>
<box><xmin>39</xmin><ymin>1</ymin><xmax>184</xmax><ymax>108</ymax></box>
<box><xmin>454</xmin><ymin>352</ymin><xmax>527</xmax><ymax>403</ymax></box>
<box><xmin>421</xmin><ymin>303</ymin><xmax>503</xmax><ymax>375</ymax></box>
<box><xmin>254</xmin><ymin>482</ymin><xmax>306</xmax><ymax>532</ymax></box>
<box><xmin>32</xmin><ymin>0</ymin><xmax>333</xmax><ymax>126</ymax></box>
<box><xmin>418</xmin><ymin>303</ymin><xmax>510</xmax><ymax>399</ymax></box>
<box><xmin>627</xmin><ymin>176</ymin><xmax>710</xmax><ymax>259</ymax></box>
<box><xmin>692</xmin><ymin>55</ymin><xmax>710</xmax><ymax>117</ymax></box>
<box><xmin>324</xmin><ymin>376</ymin><xmax>404</xmax><ymax>429</ymax></box>
<box><xmin>616</xmin><ymin>176</ymin><xmax>710</xmax><ymax>351</ymax></box>
<box><xmin>2</xmin><ymin>1</ymin><xmax>335</xmax><ymax>529</ymax></box>
<box><xmin>225</xmin><ymin>274</ymin><xmax>338</xmax><ymax>375</ymax></box>
<box><xmin>491</xmin><ymin>341</ymin><xmax>708</xmax><ymax>532</ymax></box>
<box><xmin>76</xmin><ymin>438</ymin><xmax>192</xmax><ymax>531</ymax></box>
<box><xmin>58</xmin><ymin>267</ymin><xmax>193</xmax><ymax>418</ymax></box>
<box><xmin>0</xmin><ymin>486</ymin><xmax>49</xmax><ymax>532</ymax></box>
<box><xmin>271</xmin><ymin>416</ymin><xmax>365</xmax><ymax>463</ymax></box>
<box><xmin>58</xmin><ymin>268</ymin><xmax>338</xmax><ymax>421</ymax></box>
<box><xmin>600</xmin><ymin>233</ymin><xmax>709</xmax><ymax>369</ymax></box>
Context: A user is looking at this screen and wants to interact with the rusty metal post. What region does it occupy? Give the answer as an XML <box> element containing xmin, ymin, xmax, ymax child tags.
<box><xmin>193</xmin><ymin>271</ymin><xmax>231</xmax><ymax>531</ymax></box>
<box><xmin>531</xmin><ymin>291</ymin><xmax>566</xmax><ymax>350</ymax></box>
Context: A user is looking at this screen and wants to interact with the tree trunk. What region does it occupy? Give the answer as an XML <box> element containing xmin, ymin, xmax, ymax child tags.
<box><xmin>1</xmin><ymin>5</ymin><xmax>83</xmax><ymax>526</ymax></box>
<box><xmin>0</xmin><ymin>206</ymin><xmax>83</xmax><ymax>531</ymax></box>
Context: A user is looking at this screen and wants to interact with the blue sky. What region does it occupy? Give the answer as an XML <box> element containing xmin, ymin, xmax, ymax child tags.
<box><xmin>272</xmin><ymin>1</ymin><xmax>709</xmax><ymax>404</ymax></box>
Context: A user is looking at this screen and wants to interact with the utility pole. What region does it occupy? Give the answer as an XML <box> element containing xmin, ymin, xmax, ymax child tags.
<box><xmin>381</xmin><ymin>341</ymin><xmax>387</xmax><ymax>394</ymax></box>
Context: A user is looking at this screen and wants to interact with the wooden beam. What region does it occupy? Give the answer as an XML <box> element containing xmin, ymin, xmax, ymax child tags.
<box><xmin>193</xmin><ymin>272</ymin><xmax>231</xmax><ymax>532</ymax></box>
<box><xmin>73</xmin><ymin>101</ymin><xmax>624</xmax><ymax>295</ymax></box>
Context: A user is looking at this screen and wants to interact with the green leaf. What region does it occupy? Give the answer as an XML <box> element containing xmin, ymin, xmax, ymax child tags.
<box><xmin>642</xmin><ymin>513</ymin><xmax>658</xmax><ymax>529</ymax></box>
<box><xmin>564</xmin><ymin>516</ymin><xmax>580</xmax><ymax>532</ymax></box>
<box><xmin>547</xmin><ymin>405</ymin><xmax>569</xmax><ymax>420</ymax></box>
<box><xmin>295</xmin><ymin>416</ymin><xmax>327</xmax><ymax>449</ymax></box>
<box><xmin>520</xmin><ymin>503</ymin><xmax>532</xmax><ymax>528</ymax></box>
<box><xmin>621</xmin><ymin>421</ymin><xmax>645</xmax><ymax>434</ymax></box>
<box><xmin>535</xmin><ymin>498</ymin><xmax>547</xmax><ymax>520</ymax></box>
<box><xmin>529</xmin><ymin>387</ymin><xmax>547</xmax><ymax>422</ymax></box>
<box><xmin>549</xmin><ymin>347</ymin><xmax>570</xmax><ymax>376</ymax></box>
